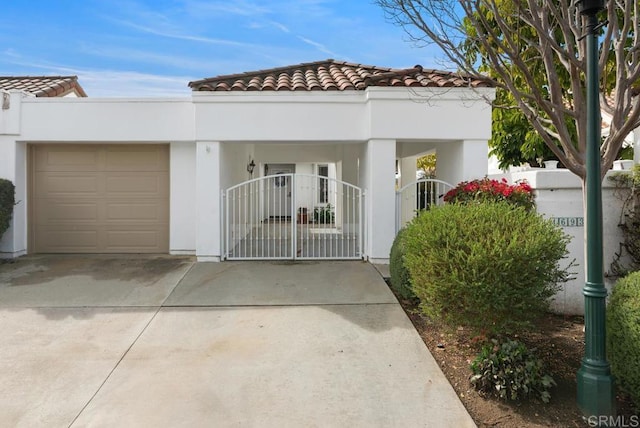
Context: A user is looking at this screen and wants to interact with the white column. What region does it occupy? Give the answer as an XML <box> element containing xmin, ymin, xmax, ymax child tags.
<box><xmin>366</xmin><ymin>139</ymin><xmax>396</xmax><ymax>263</ymax></box>
<box><xmin>0</xmin><ymin>139</ymin><xmax>26</xmax><ymax>258</ymax></box>
<box><xmin>0</xmin><ymin>93</ymin><xmax>27</xmax><ymax>258</ymax></box>
<box><xmin>399</xmin><ymin>156</ymin><xmax>418</xmax><ymax>230</ymax></box>
<box><xmin>437</xmin><ymin>139</ymin><xmax>489</xmax><ymax>185</ymax></box>
<box><xmin>196</xmin><ymin>141</ymin><xmax>222</xmax><ymax>261</ymax></box>
<box><xmin>170</xmin><ymin>142</ymin><xmax>196</xmax><ymax>255</ymax></box>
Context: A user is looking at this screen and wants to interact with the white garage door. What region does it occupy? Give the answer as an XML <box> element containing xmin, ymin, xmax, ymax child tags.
<box><xmin>31</xmin><ymin>144</ymin><xmax>169</xmax><ymax>253</ymax></box>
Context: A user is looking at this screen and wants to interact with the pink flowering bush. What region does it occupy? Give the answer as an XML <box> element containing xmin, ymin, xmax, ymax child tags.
<box><xmin>444</xmin><ymin>177</ymin><xmax>535</xmax><ymax>211</ymax></box>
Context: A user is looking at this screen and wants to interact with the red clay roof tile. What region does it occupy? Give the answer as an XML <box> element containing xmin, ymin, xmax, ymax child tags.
<box><xmin>0</xmin><ymin>76</ymin><xmax>87</xmax><ymax>97</ymax></box>
<box><xmin>189</xmin><ymin>59</ymin><xmax>493</xmax><ymax>92</ymax></box>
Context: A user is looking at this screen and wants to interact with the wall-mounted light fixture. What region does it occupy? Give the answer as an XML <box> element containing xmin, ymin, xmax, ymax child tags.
<box><xmin>247</xmin><ymin>159</ymin><xmax>256</xmax><ymax>175</ymax></box>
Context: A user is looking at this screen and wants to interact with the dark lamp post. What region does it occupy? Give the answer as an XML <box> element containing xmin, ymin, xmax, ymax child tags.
<box><xmin>577</xmin><ymin>0</ymin><xmax>606</xmax><ymax>14</ymax></box>
<box><xmin>576</xmin><ymin>0</ymin><xmax>616</xmax><ymax>419</ymax></box>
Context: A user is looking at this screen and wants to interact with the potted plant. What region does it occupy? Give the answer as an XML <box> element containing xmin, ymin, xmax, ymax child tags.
<box><xmin>297</xmin><ymin>207</ymin><xmax>308</xmax><ymax>224</ymax></box>
<box><xmin>313</xmin><ymin>204</ymin><xmax>334</xmax><ymax>224</ymax></box>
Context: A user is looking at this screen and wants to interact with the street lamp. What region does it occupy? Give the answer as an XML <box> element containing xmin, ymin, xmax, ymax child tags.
<box><xmin>576</xmin><ymin>0</ymin><xmax>616</xmax><ymax>419</ymax></box>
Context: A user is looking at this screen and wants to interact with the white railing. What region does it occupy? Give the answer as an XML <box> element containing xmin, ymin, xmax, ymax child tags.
<box><xmin>395</xmin><ymin>179</ymin><xmax>453</xmax><ymax>232</ymax></box>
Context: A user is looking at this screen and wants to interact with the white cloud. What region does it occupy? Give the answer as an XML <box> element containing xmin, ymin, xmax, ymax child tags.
<box><xmin>109</xmin><ymin>18</ymin><xmax>256</xmax><ymax>48</ymax></box>
<box><xmin>0</xmin><ymin>52</ymin><xmax>193</xmax><ymax>97</ymax></box>
<box><xmin>79</xmin><ymin>44</ymin><xmax>247</xmax><ymax>74</ymax></box>
<box><xmin>296</xmin><ymin>36</ymin><xmax>341</xmax><ymax>58</ymax></box>
<box><xmin>269</xmin><ymin>20</ymin><xmax>290</xmax><ymax>33</ymax></box>
<box><xmin>78</xmin><ymin>70</ymin><xmax>193</xmax><ymax>97</ymax></box>
<box><xmin>183</xmin><ymin>0</ymin><xmax>272</xmax><ymax>17</ymax></box>
<box><xmin>1</xmin><ymin>0</ymin><xmax>446</xmax><ymax>96</ymax></box>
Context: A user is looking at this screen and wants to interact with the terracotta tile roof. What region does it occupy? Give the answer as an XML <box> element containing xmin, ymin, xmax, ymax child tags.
<box><xmin>0</xmin><ymin>76</ymin><xmax>87</xmax><ymax>97</ymax></box>
<box><xmin>189</xmin><ymin>59</ymin><xmax>493</xmax><ymax>92</ymax></box>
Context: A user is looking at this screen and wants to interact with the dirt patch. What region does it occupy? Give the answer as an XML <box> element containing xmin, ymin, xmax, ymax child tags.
<box><xmin>0</xmin><ymin>255</ymin><xmax>193</xmax><ymax>286</ymax></box>
<box><xmin>389</xmin><ymin>287</ymin><xmax>638</xmax><ymax>427</ymax></box>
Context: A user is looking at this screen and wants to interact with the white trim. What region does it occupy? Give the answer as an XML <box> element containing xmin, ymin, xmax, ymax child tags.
<box><xmin>170</xmin><ymin>250</ymin><xmax>196</xmax><ymax>256</ymax></box>
<box><xmin>197</xmin><ymin>256</ymin><xmax>221</xmax><ymax>262</ymax></box>
<box><xmin>0</xmin><ymin>250</ymin><xmax>27</xmax><ymax>259</ymax></box>
<box><xmin>368</xmin><ymin>257</ymin><xmax>390</xmax><ymax>265</ymax></box>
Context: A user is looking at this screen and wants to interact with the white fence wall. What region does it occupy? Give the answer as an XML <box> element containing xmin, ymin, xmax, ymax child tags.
<box><xmin>491</xmin><ymin>169</ymin><xmax>628</xmax><ymax>315</ymax></box>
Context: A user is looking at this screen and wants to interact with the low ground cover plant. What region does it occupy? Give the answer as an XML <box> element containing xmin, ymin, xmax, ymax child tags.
<box><xmin>470</xmin><ymin>338</ymin><xmax>556</xmax><ymax>403</ymax></box>
<box><xmin>608</xmin><ymin>271</ymin><xmax>640</xmax><ymax>408</ymax></box>
<box><xmin>403</xmin><ymin>201</ymin><xmax>571</xmax><ymax>335</ymax></box>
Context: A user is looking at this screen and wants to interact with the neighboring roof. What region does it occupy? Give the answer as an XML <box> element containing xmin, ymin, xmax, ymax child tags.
<box><xmin>0</xmin><ymin>76</ymin><xmax>87</xmax><ymax>97</ymax></box>
<box><xmin>189</xmin><ymin>59</ymin><xmax>493</xmax><ymax>92</ymax></box>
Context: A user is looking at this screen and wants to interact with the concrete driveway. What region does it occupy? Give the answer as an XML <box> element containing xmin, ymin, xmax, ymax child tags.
<box><xmin>0</xmin><ymin>256</ymin><xmax>474</xmax><ymax>428</ymax></box>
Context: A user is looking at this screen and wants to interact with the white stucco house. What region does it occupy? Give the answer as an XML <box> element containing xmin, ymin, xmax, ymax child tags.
<box><xmin>0</xmin><ymin>60</ymin><xmax>494</xmax><ymax>262</ymax></box>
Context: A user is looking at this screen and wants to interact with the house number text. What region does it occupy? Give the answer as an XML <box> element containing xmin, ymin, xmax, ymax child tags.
<box><xmin>550</xmin><ymin>217</ymin><xmax>584</xmax><ymax>227</ymax></box>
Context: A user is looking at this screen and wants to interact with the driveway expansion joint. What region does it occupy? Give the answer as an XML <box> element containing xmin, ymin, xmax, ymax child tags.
<box><xmin>159</xmin><ymin>302</ymin><xmax>399</xmax><ymax>308</ymax></box>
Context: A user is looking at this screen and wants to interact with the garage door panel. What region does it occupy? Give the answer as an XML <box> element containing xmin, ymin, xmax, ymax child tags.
<box><xmin>105</xmin><ymin>173</ymin><xmax>169</xmax><ymax>196</ymax></box>
<box><xmin>38</xmin><ymin>230</ymin><xmax>99</xmax><ymax>252</ymax></box>
<box><xmin>106</xmin><ymin>202</ymin><xmax>169</xmax><ymax>222</ymax></box>
<box><xmin>105</xmin><ymin>146</ymin><xmax>169</xmax><ymax>171</ymax></box>
<box><xmin>36</xmin><ymin>201</ymin><xmax>99</xmax><ymax>222</ymax></box>
<box><xmin>32</xmin><ymin>144</ymin><xmax>169</xmax><ymax>253</ymax></box>
<box><xmin>35</xmin><ymin>174</ymin><xmax>100</xmax><ymax>197</ymax></box>
<box><xmin>106</xmin><ymin>229</ymin><xmax>166</xmax><ymax>251</ymax></box>
<box><xmin>36</xmin><ymin>146</ymin><xmax>101</xmax><ymax>171</ymax></box>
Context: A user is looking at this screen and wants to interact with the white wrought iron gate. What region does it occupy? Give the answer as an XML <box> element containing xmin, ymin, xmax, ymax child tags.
<box><xmin>396</xmin><ymin>179</ymin><xmax>453</xmax><ymax>232</ymax></box>
<box><xmin>223</xmin><ymin>174</ymin><xmax>363</xmax><ymax>260</ymax></box>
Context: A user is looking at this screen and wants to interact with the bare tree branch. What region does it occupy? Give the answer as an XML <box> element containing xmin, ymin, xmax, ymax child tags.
<box><xmin>376</xmin><ymin>0</ymin><xmax>640</xmax><ymax>181</ymax></box>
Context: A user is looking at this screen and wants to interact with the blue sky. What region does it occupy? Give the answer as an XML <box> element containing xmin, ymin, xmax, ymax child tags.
<box><xmin>0</xmin><ymin>0</ymin><xmax>443</xmax><ymax>97</ymax></box>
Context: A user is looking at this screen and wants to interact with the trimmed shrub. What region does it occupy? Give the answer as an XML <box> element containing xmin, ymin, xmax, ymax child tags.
<box><xmin>444</xmin><ymin>177</ymin><xmax>535</xmax><ymax>211</ymax></box>
<box><xmin>389</xmin><ymin>228</ymin><xmax>416</xmax><ymax>300</ymax></box>
<box><xmin>608</xmin><ymin>271</ymin><xmax>640</xmax><ymax>408</ymax></box>
<box><xmin>403</xmin><ymin>202</ymin><xmax>571</xmax><ymax>335</ymax></box>
<box><xmin>0</xmin><ymin>179</ymin><xmax>15</xmax><ymax>239</ymax></box>
<box><xmin>470</xmin><ymin>338</ymin><xmax>556</xmax><ymax>403</ymax></box>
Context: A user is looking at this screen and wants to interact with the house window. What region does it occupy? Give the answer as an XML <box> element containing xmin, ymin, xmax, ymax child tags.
<box><xmin>318</xmin><ymin>165</ymin><xmax>329</xmax><ymax>203</ymax></box>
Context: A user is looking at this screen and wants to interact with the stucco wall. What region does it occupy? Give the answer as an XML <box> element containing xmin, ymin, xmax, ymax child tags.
<box><xmin>19</xmin><ymin>98</ymin><xmax>195</xmax><ymax>142</ymax></box>
<box><xmin>368</xmin><ymin>88</ymin><xmax>493</xmax><ymax>140</ymax></box>
<box><xmin>169</xmin><ymin>142</ymin><xmax>196</xmax><ymax>254</ymax></box>
<box><xmin>1</xmin><ymin>86</ymin><xmax>494</xmax><ymax>260</ymax></box>
<box><xmin>0</xmin><ymin>138</ymin><xmax>27</xmax><ymax>256</ymax></box>
<box><xmin>493</xmin><ymin>169</ymin><xmax>628</xmax><ymax>315</ymax></box>
<box><xmin>436</xmin><ymin>140</ymin><xmax>490</xmax><ymax>186</ymax></box>
<box><xmin>193</xmin><ymin>88</ymin><xmax>494</xmax><ymax>143</ymax></box>
<box><xmin>366</xmin><ymin>139</ymin><xmax>396</xmax><ymax>262</ymax></box>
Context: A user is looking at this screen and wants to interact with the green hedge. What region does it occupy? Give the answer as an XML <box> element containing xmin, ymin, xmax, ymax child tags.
<box><xmin>403</xmin><ymin>202</ymin><xmax>571</xmax><ymax>335</ymax></box>
<box><xmin>608</xmin><ymin>271</ymin><xmax>640</xmax><ymax>407</ymax></box>
<box><xmin>0</xmin><ymin>179</ymin><xmax>15</xmax><ymax>239</ymax></box>
<box><xmin>389</xmin><ymin>228</ymin><xmax>415</xmax><ymax>300</ymax></box>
